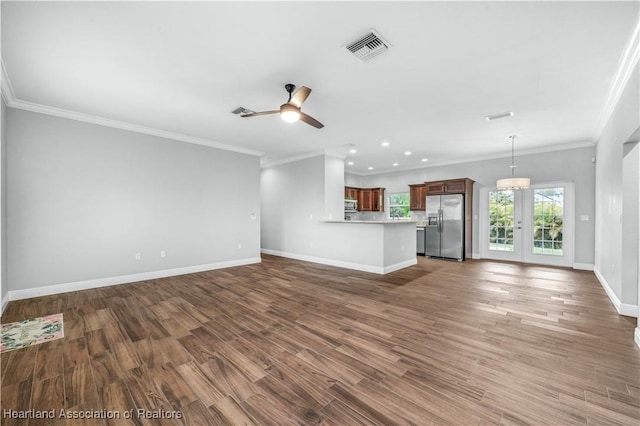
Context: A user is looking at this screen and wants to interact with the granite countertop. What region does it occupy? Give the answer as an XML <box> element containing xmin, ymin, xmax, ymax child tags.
<box><xmin>324</xmin><ymin>220</ymin><xmax>418</xmax><ymax>224</ymax></box>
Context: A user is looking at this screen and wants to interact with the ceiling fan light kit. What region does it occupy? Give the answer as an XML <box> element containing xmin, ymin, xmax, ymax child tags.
<box><xmin>496</xmin><ymin>135</ymin><xmax>531</xmax><ymax>190</ymax></box>
<box><xmin>280</xmin><ymin>103</ymin><xmax>301</xmax><ymax>123</ymax></box>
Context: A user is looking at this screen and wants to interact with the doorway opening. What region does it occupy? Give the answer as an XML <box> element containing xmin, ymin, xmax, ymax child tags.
<box><xmin>480</xmin><ymin>183</ymin><xmax>574</xmax><ymax>267</ymax></box>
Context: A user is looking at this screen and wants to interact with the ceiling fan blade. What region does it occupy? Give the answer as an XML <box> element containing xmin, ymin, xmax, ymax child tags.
<box><xmin>290</xmin><ymin>86</ymin><xmax>312</xmax><ymax>107</ymax></box>
<box><xmin>299</xmin><ymin>112</ymin><xmax>324</xmax><ymax>129</ymax></box>
<box><xmin>240</xmin><ymin>110</ymin><xmax>280</xmax><ymax>117</ymax></box>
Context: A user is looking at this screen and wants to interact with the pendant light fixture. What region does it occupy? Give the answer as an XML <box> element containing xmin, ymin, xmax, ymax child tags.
<box><xmin>496</xmin><ymin>135</ymin><xmax>530</xmax><ymax>190</ymax></box>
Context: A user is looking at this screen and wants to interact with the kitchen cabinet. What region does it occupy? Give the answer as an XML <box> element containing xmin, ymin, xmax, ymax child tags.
<box><xmin>371</xmin><ymin>188</ymin><xmax>384</xmax><ymax>211</ymax></box>
<box><xmin>416</xmin><ymin>227</ymin><xmax>425</xmax><ymax>255</ymax></box>
<box><xmin>345</xmin><ymin>186</ymin><xmax>359</xmax><ymax>200</ymax></box>
<box><xmin>358</xmin><ymin>189</ymin><xmax>371</xmax><ymax>211</ymax></box>
<box><xmin>346</xmin><ymin>186</ymin><xmax>385</xmax><ymax>211</ymax></box>
<box><xmin>409</xmin><ymin>184</ymin><xmax>427</xmax><ymax>210</ymax></box>
<box><xmin>423</xmin><ymin>178</ymin><xmax>474</xmax><ymax>260</ymax></box>
<box><xmin>424</xmin><ymin>178</ymin><xmax>471</xmax><ymax>195</ymax></box>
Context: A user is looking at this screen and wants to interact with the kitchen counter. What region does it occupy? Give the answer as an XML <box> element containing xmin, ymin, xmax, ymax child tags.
<box><xmin>313</xmin><ymin>220</ymin><xmax>417</xmax><ymax>274</ymax></box>
<box><xmin>324</xmin><ymin>220</ymin><xmax>418</xmax><ymax>224</ymax></box>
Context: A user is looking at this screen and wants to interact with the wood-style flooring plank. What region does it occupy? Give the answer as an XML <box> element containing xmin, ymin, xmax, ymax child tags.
<box><xmin>201</xmin><ymin>355</ymin><xmax>261</xmax><ymax>403</ymax></box>
<box><xmin>125</xmin><ymin>365</ymin><xmax>169</xmax><ymax>411</ymax></box>
<box><xmin>0</xmin><ymin>380</ymin><xmax>33</xmax><ymax>426</ymax></box>
<box><xmin>30</xmin><ymin>375</ymin><xmax>65</xmax><ymax>426</ymax></box>
<box><xmin>64</xmin><ymin>361</ymin><xmax>97</xmax><ymax>408</ymax></box>
<box><xmin>151</xmin><ymin>362</ymin><xmax>199</xmax><ymax>409</ymax></box>
<box><xmin>208</xmin><ymin>395</ymin><xmax>257</xmax><ymax>426</ymax></box>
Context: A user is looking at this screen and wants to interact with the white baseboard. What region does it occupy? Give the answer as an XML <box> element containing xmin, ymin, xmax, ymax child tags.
<box><xmin>573</xmin><ymin>262</ymin><xmax>594</xmax><ymax>271</ymax></box>
<box><xmin>383</xmin><ymin>258</ymin><xmax>418</xmax><ymax>274</ymax></box>
<box><xmin>594</xmin><ymin>266</ymin><xmax>639</xmax><ymax>318</ymax></box>
<box><xmin>261</xmin><ymin>249</ymin><xmax>416</xmax><ymax>275</ymax></box>
<box><xmin>635</xmin><ymin>327</ymin><xmax>640</xmax><ymax>349</ymax></box>
<box><xmin>7</xmin><ymin>257</ymin><xmax>262</xmax><ymax>302</ymax></box>
<box><xmin>472</xmin><ymin>253</ymin><xmax>481</xmax><ymax>260</ymax></box>
<box><xmin>1</xmin><ymin>292</ymin><xmax>8</xmax><ymax>315</ymax></box>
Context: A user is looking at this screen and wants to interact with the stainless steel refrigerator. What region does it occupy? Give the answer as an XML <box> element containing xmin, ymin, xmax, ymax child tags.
<box><xmin>425</xmin><ymin>194</ymin><xmax>464</xmax><ymax>260</ymax></box>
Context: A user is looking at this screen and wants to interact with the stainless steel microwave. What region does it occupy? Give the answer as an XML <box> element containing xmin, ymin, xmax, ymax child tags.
<box><xmin>344</xmin><ymin>199</ymin><xmax>358</xmax><ymax>212</ymax></box>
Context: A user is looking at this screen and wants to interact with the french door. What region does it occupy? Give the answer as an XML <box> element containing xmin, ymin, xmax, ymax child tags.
<box><xmin>480</xmin><ymin>182</ymin><xmax>574</xmax><ymax>267</ymax></box>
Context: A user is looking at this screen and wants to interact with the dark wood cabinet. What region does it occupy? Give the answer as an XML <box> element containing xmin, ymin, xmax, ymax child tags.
<box><xmin>424</xmin><ymin>181</ymin><xmax>445</xmax><ymax>195</ymax></box>
<box><xmin>345</xmin><ymin>186</ymin><xmax>359</xmax><ymax>200</ymax></box>
<box><xmin>423</xmin><ymin>178</ymin><xmax>472</xmax><ymax>196</ymax></box>
<box><xmin>345</xmin><ymin>186</ymin><xmax>385</xmax><ymax>212</ymax></box>
<box><xmin>409</xmin><ymin>184</ymin><xmax>427</xmax><ymax>210</ymax></box>
<box><xmin>371</xmin><ymin>188</ymin><xmax>383</xmax><ymax>211</ymax></box>
<box><xmin>443</xmin><ymin>180</ymin><xmax>466</xmax><ymax>194</ymax></box>
<box><xmin>358</xmin><ymin>189</ymin><xmax>371</xmax><ymax>211</ymax></box>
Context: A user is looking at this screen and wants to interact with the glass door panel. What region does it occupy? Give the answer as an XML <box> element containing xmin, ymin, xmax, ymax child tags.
<box><xmin>489</xmin><ymin>190</ymin><xmax>515</xmax><ymax>252</ymax></box>
<box><xmin>532</xmin><ymin>187</ymin><xmax>564</xmax><ymax>255</ymax></box>
<box><xmin>524</xmin><ymin>185</ymin><xmax>573</xmax><ymax>267</ymax></box>
<box><xmin>483</xmin><ymin>189</ymin><xmax>522</xmax><ymax>261</ymax></box>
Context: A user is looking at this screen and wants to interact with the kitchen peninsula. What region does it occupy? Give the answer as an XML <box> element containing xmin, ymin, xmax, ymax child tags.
<box><xmin>261</xmin><ymin>155</ymin><xmax>418</xmax><ymax>276</ymax></box>
<box><xmin>320</xmin><ymin>220</ymin><xmax>417</xmax><ymax>274</ymax></box>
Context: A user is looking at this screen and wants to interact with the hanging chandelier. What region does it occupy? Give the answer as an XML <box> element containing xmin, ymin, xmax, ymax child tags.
<box><xmin>496</xmin><ymin>135</ymin><xmax>530</xmax><ymax>190</ymax></box>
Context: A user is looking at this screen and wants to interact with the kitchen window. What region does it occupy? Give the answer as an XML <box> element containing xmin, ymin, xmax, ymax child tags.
<box><xmin>388</xmin><ymin>192</ymin><xmax>410</xmax><ymax>219</ymax></box>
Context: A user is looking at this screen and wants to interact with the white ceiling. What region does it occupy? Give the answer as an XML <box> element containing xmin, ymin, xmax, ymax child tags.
<box><xmin>2</xmin><ymin>1</ymin><xmax>638</xmax><ymax>175</ymax></box>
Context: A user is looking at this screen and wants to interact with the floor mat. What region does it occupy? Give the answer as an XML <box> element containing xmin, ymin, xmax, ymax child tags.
<box><xmin>1</xmin><ymin>313</ymin><xmax>64</xmax><ymax>352</ymax></box>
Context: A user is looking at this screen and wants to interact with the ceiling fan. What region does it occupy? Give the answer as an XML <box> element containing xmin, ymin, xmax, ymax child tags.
<box><xmin>240</xmin><ymin>84</ymin><xmax>324</xmax><ymax>129</ymax></box>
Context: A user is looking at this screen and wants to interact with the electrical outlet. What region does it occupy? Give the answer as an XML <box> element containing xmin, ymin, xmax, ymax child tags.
<box><xmin>309</xmin><ymin>241</ymin><xmax>313</xmax><ymax>248</ymax></box>
<box><xmin>160</xmin><ymin>250</ymin><xmax>166</xmax><ymax>258</ymax></box>
<box><xmin>135</xmin><ymin>253</ymin><xmax>141</xmax><ymax>261</ymax></box>
<box><xmin>237</xmin><ymin>243</ymin><xmax>242</xmax><ymax>249</ymax></box>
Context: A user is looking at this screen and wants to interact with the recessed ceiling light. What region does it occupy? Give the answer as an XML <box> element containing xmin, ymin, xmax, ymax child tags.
<box><xmin>368</xmin><ymin>166</ymin><xmax>373</xmax><ymax>170</ymax></box>
<box><xmin>421</xmin><ymin>158</ymin><xmax>428</xmax><ymax>162</ymax></box>
<box><xmin>347</xmin><ymin>161</ymin><xmax>354</xmax><ymax>165</ymax></box>
<box><xmin>381</xmin><ymin>141</ymin><xmax>390</xmax><ymax>147</ymax></box>
<box><xmin>485</xmin><ymin>111</ymin><xmax>514</xmax><ymax>121</ymax></box>
<box><xmin>350</xmin><ymin>149</ymin><xmax>357</xmax><ymax>154</ymax></box>
<box><xmin>393</xmin><ymin>163</ymin><xmax>398</xmax><ymax>167</ymax></box>
<box><xmin>404</xmin><ymin>151</ymin><xmax>412</xmax><ymax>156</ymax></box>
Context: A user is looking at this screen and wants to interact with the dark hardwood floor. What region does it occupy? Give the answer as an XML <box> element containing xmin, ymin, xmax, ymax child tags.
<box><xmin>1</xmin><ymin>255</ymin><xmax>639</xmax><ymax>425</ymax></box>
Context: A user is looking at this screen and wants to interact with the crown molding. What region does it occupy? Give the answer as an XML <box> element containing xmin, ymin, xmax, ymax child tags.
<box><xmin>1</xmin><ymin>57</ymin><xmax>263</xmax><ymax>157</ymax></box>
<box><xmin>260</xmin><ymin>150</ymin><xmax>326</xmax><ymax>168</ymax></box>
<box><xmin>593</xmin><ymin>13</ymin><xmax>640</xmax><ymax>142</ymax></box>
<box><xmin>261</xmin><ymin>148</ymin><xmax>348</xmax><ymax>169</ymax></box>
<box><xmin>9</xmin><ymin>99</ymin><xmax>264</xmax><ymax>156</ymax></box>
<box><xmin>1</xmin><ymin>59</ymin><xmax>16</xmax><ymax>105</ymax></box>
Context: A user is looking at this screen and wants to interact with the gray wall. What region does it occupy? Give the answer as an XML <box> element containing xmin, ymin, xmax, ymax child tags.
<box><xmin>7</xmin><ymin>108</ymin><xmax>261</xmax><ymax>293</ymax></box>
<box><xmin>1</xmin><ymin>99</ymin><xmax>6</xmax><ymax>308</ymax></box>
<box><xmin>595</xmin><ymin>63</ymin><xmax>640</xmax><ymax>308</ymax></box>
<box><xmin>622</xmin><ymin>142</ymin><xmax>639</xmax><ymax>310</ymax></box>
<box><xmin>261</xmin><ymin>155</ymin><xmax>331</xmax><ymax>255</ymax></box>
<box><xmin>348</xmin><ymin>145</ymin><xmax>596</xmax><ymax>265</ymax></box>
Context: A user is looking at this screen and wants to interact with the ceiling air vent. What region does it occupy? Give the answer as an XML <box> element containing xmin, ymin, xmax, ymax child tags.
<box><xmin>345</xmin><ymin>29</ymin><xmax>391</xmax><ymax>62</ymax></box>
